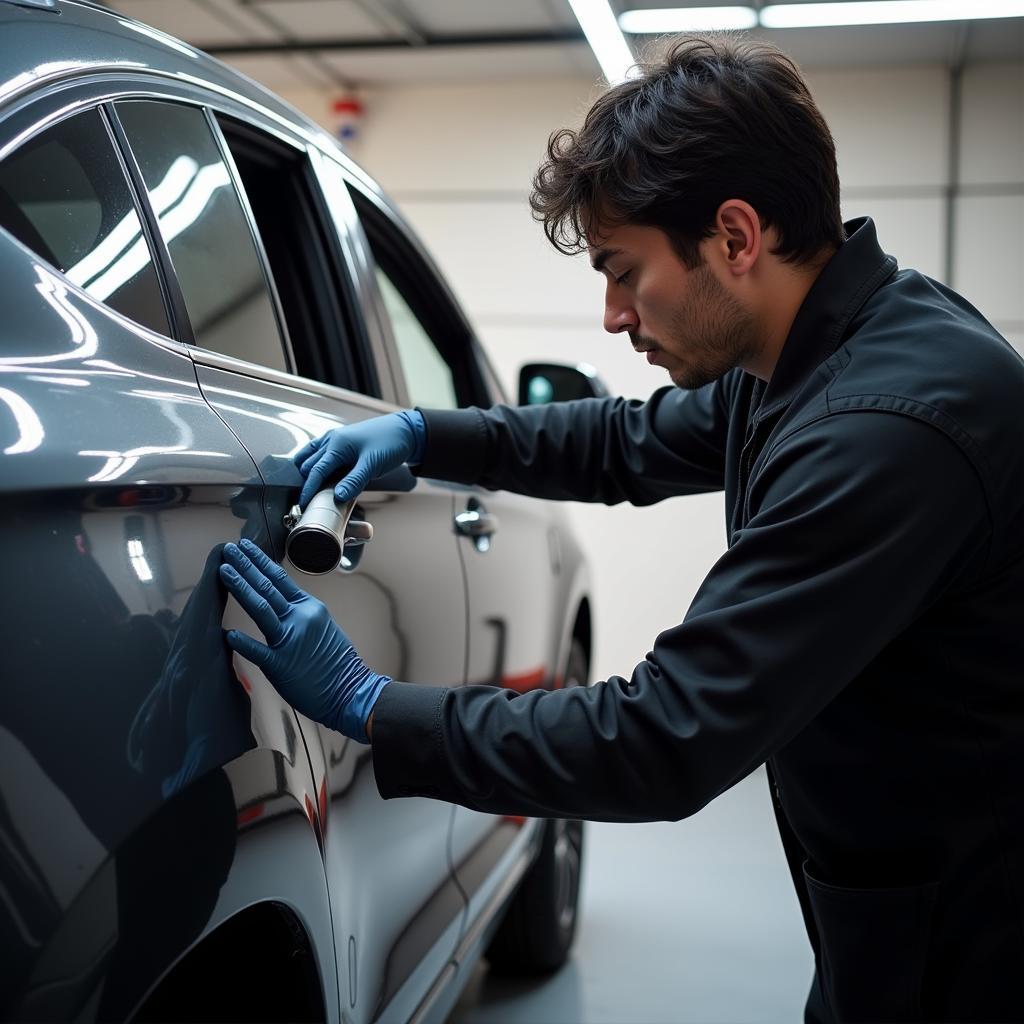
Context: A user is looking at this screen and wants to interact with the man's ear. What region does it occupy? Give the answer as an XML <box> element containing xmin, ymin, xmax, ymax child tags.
<box><xmin>714</xmin><ymin>200</ymin><xmax>761</xmax><ymax>277</ymax></box>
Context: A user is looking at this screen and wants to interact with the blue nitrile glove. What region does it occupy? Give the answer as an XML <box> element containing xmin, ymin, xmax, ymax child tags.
<box><xmin>294</xmin><ymin>410</ymin><xmax>425</xmax><ymax>509</ymax></box>
<box><xmin>219</xmin><ymin>539</ymin><xmax>390</xmax><ymax>742</ymax></box>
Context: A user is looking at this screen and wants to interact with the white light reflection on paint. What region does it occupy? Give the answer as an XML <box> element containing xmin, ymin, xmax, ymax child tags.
<box><xmin>202</xmin><ymin>383</ymin><xmax>341</xmax><ymax>453</ymax></box>
<box><xmin>148</xmin><ymin>390</ymin><xmax>194</xmax><ymax>452</ymax></box>
<box><xmin>0</xmin><ymin>71</ymin><xmax>37</xmax><ymax>104</ymax></box>
<box><xmin>0</xmin><ymin>65</ymin><xmax>145</xmax><ymax>160</ymax></box>
<box><xmin>81</xmin><ymin>444</ymin><xmax>228</xmax><ymax>483</ymax></box>
<box><xmin>0</xmin><ymin>386</ymin><xmax>45</xmax><ymax>454</ymax></box>
<box><xmin>129</xmin><ymin>389</ymin><xmax>207</xmax><ymax>406</ymax></box>
<box><xmin>209</xmin><ymin>399</ymin><xmax>315</xmax><ymax>452</ymax></box>
<box><xmin>279</xmin><ymin>409</ymin><xmax>339</xmax><ymax>456</ymax></box>
<box><xmin>117</xmin><ymin>20</ymin><xmax>200</xmax><ymax>58</ymax></box>
<box><xmin>0</xmin><ymin>267</ymin><xmax>99</xmax><ymax>367</ymax></box>
<box><xmin>80</xmin><ymin>360</ymin><xmax>137</xmax><ymax>377</ymax></box>
<box><xmin>127</xmin><ymin>538</ymin><xmax>154</xmax><ymax>582</ymax></box>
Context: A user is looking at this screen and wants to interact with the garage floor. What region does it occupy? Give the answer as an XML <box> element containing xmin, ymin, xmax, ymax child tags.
<box><xmin>449</xmin><ymin>766</ymin><xmax>814</xmax><ymax>1024</ymax></box>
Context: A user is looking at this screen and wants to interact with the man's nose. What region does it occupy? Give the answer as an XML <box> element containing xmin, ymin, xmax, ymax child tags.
<box><xmin>603</xmin><ymin>293</ymin><xmax>637</xmax><ymax>335</ymax></box>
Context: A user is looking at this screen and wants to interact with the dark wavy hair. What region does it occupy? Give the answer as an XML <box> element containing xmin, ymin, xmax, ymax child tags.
<box><xmin>530</xmin><ymin>35</ymin><xmax>844</xmax><ymax>268</ymax></box>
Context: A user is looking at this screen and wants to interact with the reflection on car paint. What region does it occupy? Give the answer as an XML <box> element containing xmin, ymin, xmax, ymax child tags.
<box><xmin>201</xmin><ymin>379</ymin><xmax>341</xmax><ymax>459</ymax></box>
<box><xmin>0</xmin><ymin>384</ymin><xmax>44</xmax><ymax>453</ymax></box>
<box><xmin>0</xmin><ymin>240</ymin><xmax>336</xmax><ymax>1017</ymax></box>
<box><xmin>0</xmin><ymin>2</ymin><xmax>591</xmax><ymax>1018</ymax></box>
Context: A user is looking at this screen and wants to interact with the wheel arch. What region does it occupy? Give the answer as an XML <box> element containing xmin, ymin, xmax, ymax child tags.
<box><xmin>132</xmin><ymin>900</ymin><xmax>327</xmax><ymax>1023</ymax></box>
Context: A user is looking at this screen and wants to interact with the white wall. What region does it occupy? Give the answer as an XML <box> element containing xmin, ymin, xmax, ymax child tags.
<box><xmin>954</xmin><ymin>63</ymin><xmax>1024</xmax><ymax>346</ymax></box>
<box><xmin>281</xmin><ymin>60</ymin><xmax>1023</xmax><ymax>685</ymax></box>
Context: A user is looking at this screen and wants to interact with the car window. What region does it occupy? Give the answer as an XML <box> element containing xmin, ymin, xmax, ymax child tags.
<box><xmin>374</xmin><ymin>265</ymin><xmax>458</xmax><ymax>410</ymax></box>
<box><xmin>115</xmin><ymin>100</ymin><xmax>288</xmax><ymax>373</ymax></box>
<box><xmin>215</xmin><ymin>117</ymin><xmax>379</xmax><ymax>397</ymax></box>
<box><xmin>347</xmin><ymin>188</ymin><xmax>470</xmax><ymax>410</ymax></box>
<box><xmin>0</xmin><ymin>107</ymin><xmax>170</xmax><ymax>336</ymax></box>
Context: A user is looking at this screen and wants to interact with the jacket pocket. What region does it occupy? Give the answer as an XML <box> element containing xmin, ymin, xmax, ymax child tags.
<box><xmin>802</xmin><ymin>861</ymin><xmax>939</xmax><ymax>1023</ymax></box>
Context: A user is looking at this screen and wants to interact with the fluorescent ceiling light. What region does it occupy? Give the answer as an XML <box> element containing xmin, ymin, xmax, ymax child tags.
<box><xmin>760</xmin><ymin>0</ymin><xmax>1024</xmax><ymax>27</ymax></box>
<box><xmin>620</xmin><ymin>1</ymin><xmax>1024</xmax><ymax>32</ymax></box>
<box><xmin>620</xmin><ymin>7</ymin><xmax>758</xmax><ymax>32</ymax></box>
<box><xmin>568</xmin><ymin>0</ymin><xmax>638</xmax><ymax>85</ymax></box>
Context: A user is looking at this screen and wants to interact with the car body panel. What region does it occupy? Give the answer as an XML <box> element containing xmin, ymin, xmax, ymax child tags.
<box><xmin>190</xmin><ymin>361</ymin><xmax>470</xmax><ymax>1023</ymax></box>
<box><xmin>0</xmin><ymin>231</ymin><xmax>336</xmax><ymax>1020</ymax></box>
<box><xmin>449</xmin><ymin>486</ymin><xmax>566</xmax><ymax>926</ymax></box>
<box><xmin>0</xmin><ymin>2</ymin><xmax>593</xmax><ymax>1019</ymax></box>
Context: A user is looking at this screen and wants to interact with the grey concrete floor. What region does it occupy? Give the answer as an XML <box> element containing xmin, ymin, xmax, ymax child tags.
<box><xmin>448</xmin><ymin>766</ymin><xmax>814</xmax><ymax>1024</ymax></box>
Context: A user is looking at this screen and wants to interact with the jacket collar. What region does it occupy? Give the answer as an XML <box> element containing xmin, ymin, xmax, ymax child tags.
<box><xmin>755</xmin><ymin>216</ymin><xmax>898</xmax><ymax>422</ymax></box>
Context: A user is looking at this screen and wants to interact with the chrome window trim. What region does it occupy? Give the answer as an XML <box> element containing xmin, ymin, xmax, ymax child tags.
<box><xmin>307</xmin><ymin>145</ymin><xmax>400</xmax><ymax>406</ymax></box>
<box><xmin>189</xmin><ymin>347</ymin><xmax>398</xmax><ymax>416</ymax></box>
<box><xmin>1</xmin><ymin>67</ymin><xmax>347</xmax><ymax>179</ymax></box>
<box><xmin>346</xmin><ymin>175</ymin><xmax>503</xmax><ymax>410</ymax></box>
<box><xmin>201</xmin><ymin>103</ymin><xmax>297</xmax><ymax>375</ymax></box>
<box><xmin>103</xmin><ymin>100</ymin><xmax>195</xmax><ymax>346</ymax></box>
<box><xmin>0</xmin><ymin>73</ymin><xmax>399</xmax><ymax>403</ymax></box>
<box><xmin>344</xmin><ymin>178</ymin><xmax>495</xmax><ymax>409</ymax></box>
<box><xmin>345</xmin><ymin>175</ymin><xmax>472</xmax><ymax>337</ymax></box>
<box><xmin>310</xmin><ymin>149</ymin><xmax>410</xmax><ymax>410</ymax></box>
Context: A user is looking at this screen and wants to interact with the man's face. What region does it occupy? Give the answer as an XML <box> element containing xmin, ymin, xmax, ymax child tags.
<box><xmin>588</xmin><ymin>222</ymin><xmax>759</xmax><ymax>390</ymax></box>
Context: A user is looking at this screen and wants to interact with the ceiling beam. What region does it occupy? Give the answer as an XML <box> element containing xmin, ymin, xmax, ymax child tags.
<box><xmin>231</xmin><ymin>0</ymin><xmax>355</xmax><ymax>87</ymax></box>
<box><xmin>202</xmin><ymin>28</ymin><xmax>586</xmax><ymax>56</ymax></box>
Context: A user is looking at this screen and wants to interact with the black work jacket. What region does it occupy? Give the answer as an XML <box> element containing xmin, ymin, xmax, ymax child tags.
<box><xmin>372</xmin><ymin>217</ymin><xmax>1024</xmax><ymax>1021</ymax></box>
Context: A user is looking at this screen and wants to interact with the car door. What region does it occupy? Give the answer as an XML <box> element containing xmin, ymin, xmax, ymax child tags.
<box><xmin>111</xmin><ymin>94</ymin><xmax>469</xmax><ymax>1023</ymax></box>
<box><xmin>0</xmin><ymin>96</ymin><xmax>336</xmax><ymax>1021</ymax></box>
<box><xmin>346</xmin><ymin>187</ymin><xmax>564</xmax><ymax>932</ymax></box>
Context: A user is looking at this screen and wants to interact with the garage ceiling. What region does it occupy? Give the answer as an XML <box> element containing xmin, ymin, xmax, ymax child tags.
<box><xmin>100</xmin><ymin>0</ymin><xmax>1024</xmax><ymax>90</ymax></box>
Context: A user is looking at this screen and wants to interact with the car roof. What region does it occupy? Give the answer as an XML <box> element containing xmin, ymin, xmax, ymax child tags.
<box><xmin>0</xmin><ymin>0</ymin><xmax>484</xmax><ymax>348</ymax></box>
<box><xmin>0</xmin><ymin>0</ymin><xmax>394</xmax><ymax>211</ymax></box>
<box><xmin>0</xmin><ymin>0</ymin><xmax>486</xmax><ymax>393</ymax></box>
<box><xmin>0</xmin><ymin>0</ymin><xmax>294</xmax><ymax>118</ymax></box>
<box><xmin>3</xmin><ymin>3</ymin><xmax>341</xmax><ymax>158</ymax></box>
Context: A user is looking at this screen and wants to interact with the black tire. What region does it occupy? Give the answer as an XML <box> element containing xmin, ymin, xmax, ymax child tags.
<box><xmin>484</xmin><ymin>639</ymin><xmax>588</xmax><ymax>975</ymax></box>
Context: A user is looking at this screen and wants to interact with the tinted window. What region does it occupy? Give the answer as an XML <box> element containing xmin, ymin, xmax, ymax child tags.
<box><xmin>374</xmin><ymin>266</ymin><xmax>458</xmax><ymax>410</ymax></box>
<box><xmin>0</xmin><ymin>107</ymin><xmax>170</xmax><ymax>336</ymax></box>
<box><xmin>217</xmin><ymin>118</ymin><xmax>378</xmax><ymax>396</ymax></box>
<box><xmin>116</xmin><ymin>101</ymin><xmax>287</xmax><ymax>372</ymax></box>
<box><xmin>350</xmin><ymin>184</ymin><xmax>487</xmax><ymax>409</ymax></box>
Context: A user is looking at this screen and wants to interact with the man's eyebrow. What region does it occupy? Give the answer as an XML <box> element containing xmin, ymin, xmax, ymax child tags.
<box><xmin>590</xmin><ymin>247</ymin><xmax>622</xmax><ymax>272</ymax></box>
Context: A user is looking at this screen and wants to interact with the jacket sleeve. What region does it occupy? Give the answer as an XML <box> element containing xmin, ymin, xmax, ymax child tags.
<box><xmin>411</xmin><ymin>375</ymin><xmax>735</xmax><ymax>506</ymax></box>
<box><xmin>371</xmin><ymin>411</ymin><xmax>990</xmax><ymax>821</ymax></box>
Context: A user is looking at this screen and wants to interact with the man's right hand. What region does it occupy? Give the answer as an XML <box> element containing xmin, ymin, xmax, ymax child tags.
<box><xmin>294</xmin><ymin>410</ymin><xmax>424</xmax><ymax>509</ymax></box>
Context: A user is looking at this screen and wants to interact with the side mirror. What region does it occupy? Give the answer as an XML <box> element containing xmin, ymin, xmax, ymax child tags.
<box><xmin>517</xmin><ymin>362</ymin><xmax>609</xmax><ymax>405</ymax></box>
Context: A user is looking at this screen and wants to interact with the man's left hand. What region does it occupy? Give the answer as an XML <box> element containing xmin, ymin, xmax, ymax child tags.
<box><xmin>219</xmin><ymin>539</ymin><xmax>390</xmax><ymax>743</ymax></box>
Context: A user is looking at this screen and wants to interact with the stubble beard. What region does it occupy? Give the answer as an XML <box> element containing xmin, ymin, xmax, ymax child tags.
<box><xmin>650</xmin><ymin>263</ymin><xmax>759</xmax><ymax>391</ymax></box>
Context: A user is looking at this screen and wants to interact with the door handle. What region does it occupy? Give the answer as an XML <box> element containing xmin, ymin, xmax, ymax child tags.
<box><xmin>455</xmin><ymin>502</ymin><xmax>498</xmax><ymax>554</ymax></box>
<box><xmin>454</xmin><ymin>509</ymin><xmax>499</xmax><ymax>537</ymax></box>
<box><xmin>344</xmin><ymin>517</ymin><xmax>373</xmax><ymax>546</ymax></box>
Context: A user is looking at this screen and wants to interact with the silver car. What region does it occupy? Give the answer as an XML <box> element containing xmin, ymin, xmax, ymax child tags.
<box><xmin>0</xmin><ymin>1</ymin><xmax>595</xmax><ymax>1020</ymax></box>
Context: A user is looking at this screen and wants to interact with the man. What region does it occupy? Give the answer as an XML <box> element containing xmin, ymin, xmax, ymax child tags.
<box><xmin>218</xmin><ymin>36</ymin><xmax>1024</xmax><ymax>1022</ymax></box>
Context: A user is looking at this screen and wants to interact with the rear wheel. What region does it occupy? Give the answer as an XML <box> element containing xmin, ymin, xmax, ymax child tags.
<box><xmin>484</xmin><ymin>639</ymin><xmax>587</xmax><ymax>975</ymax></box>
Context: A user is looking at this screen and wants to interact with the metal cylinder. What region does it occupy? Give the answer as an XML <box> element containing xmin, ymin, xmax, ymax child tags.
<box><xmin>284</xmin><ymin>489</ymin><xmax>351</xmax><ymax>575</ymax></box>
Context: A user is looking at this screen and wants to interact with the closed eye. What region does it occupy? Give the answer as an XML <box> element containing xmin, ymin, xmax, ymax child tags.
<box><xmin>614</xmin><ymin>269</ymin><xmax>633</xmax><ymax>286</ymax></box>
